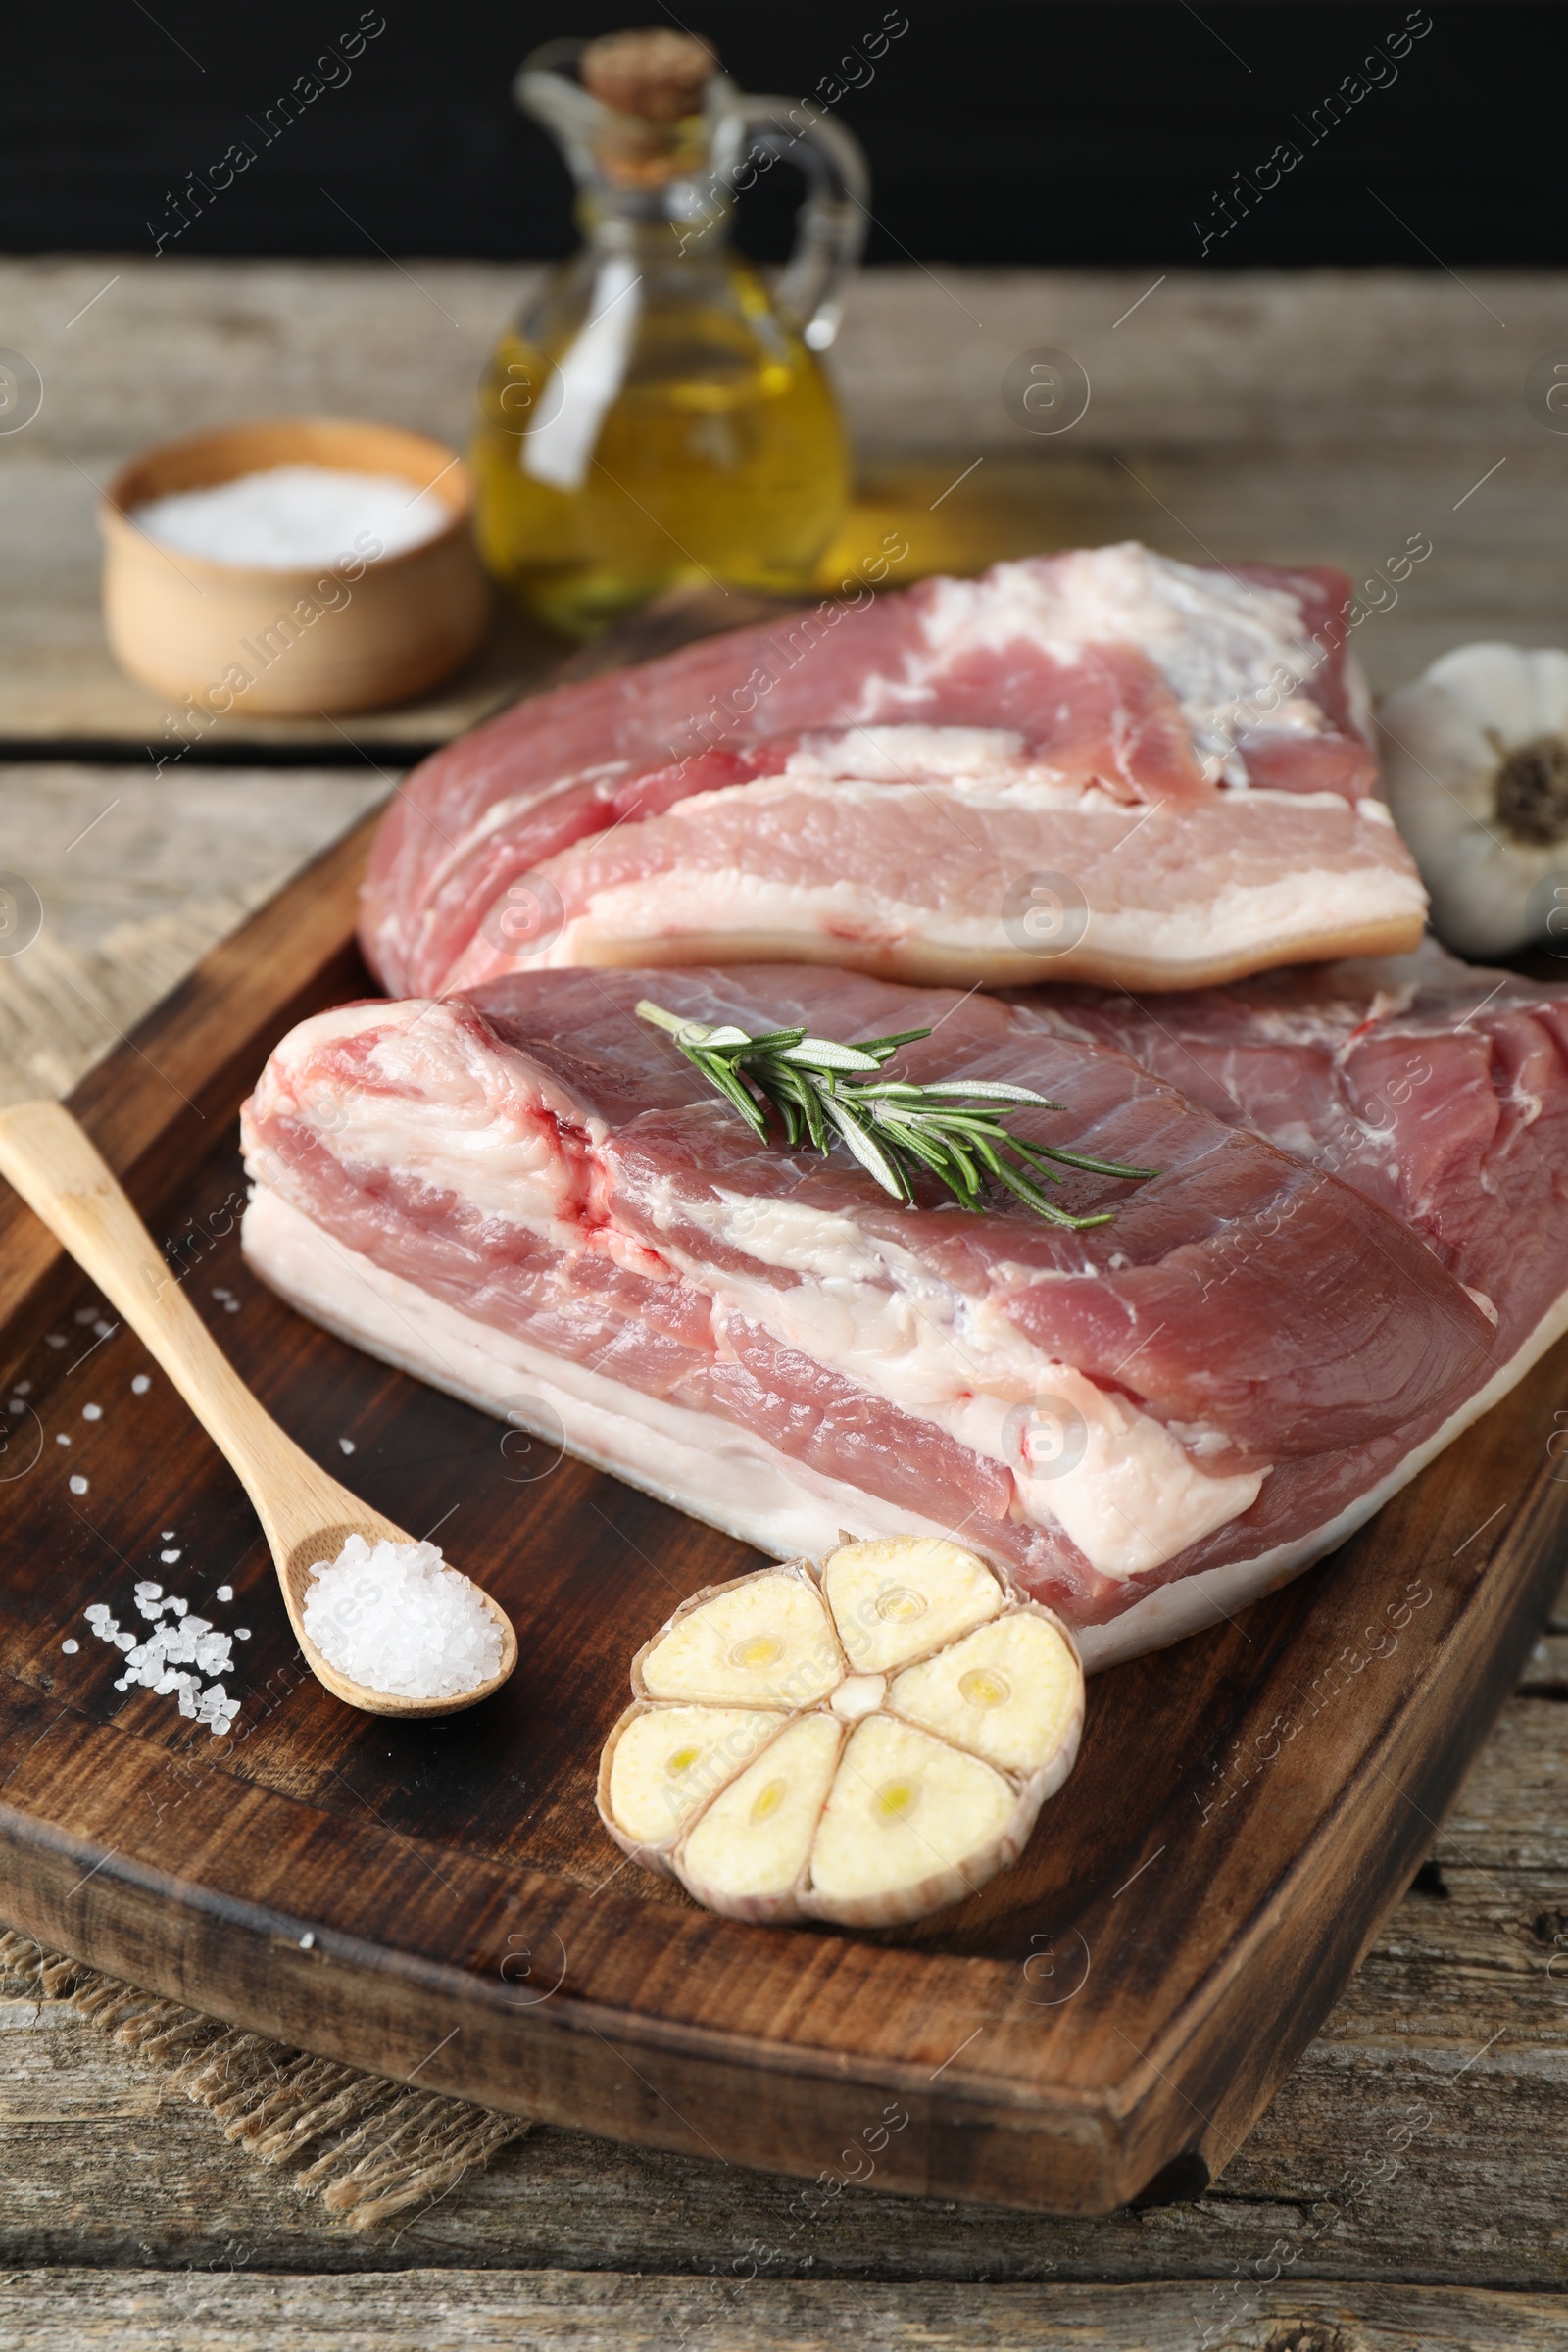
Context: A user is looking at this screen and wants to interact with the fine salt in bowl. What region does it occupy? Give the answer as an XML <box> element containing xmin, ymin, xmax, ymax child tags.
<box><xmin>100</xmin><ymin>416</ymin><xmax>492</xmax><ymax>716</ymax></box>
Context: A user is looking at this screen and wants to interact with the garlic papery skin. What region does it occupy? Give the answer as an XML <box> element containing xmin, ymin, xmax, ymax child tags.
<box><xmin>1379</xmin><ymin>644</ymin><xmax>1568</xmax><ymax>956</ymax></box>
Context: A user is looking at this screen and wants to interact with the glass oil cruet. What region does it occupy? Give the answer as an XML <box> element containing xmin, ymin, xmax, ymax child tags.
<box><xmin>471</xmin><ymin>26</ymin><xmax>868</xmax><ymax>637</ymax></box>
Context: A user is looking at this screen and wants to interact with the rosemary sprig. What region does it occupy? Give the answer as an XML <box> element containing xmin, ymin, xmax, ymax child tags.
<box><xmin>636</xmin><ymin>999</ymin><xmax>1156</xmax><ymax>1229</ymax></box>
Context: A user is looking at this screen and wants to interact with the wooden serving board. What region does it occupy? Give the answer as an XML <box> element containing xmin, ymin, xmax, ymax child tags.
<box><xmin>0</xmin><ymin>602</ymin><xmax>1564</xmax><ymax>2220</ymax></box>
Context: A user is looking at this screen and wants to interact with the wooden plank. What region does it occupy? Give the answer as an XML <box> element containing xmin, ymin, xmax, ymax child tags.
<box><xmin>5</xmin><ymin>441</ymin><xmax>1560</xmax><ymax>749</ymax></box>
<box><xmin>6</xmin><ymin>259</ymin><xmax>1554</xmax><ymax>463</ymax></box>
<box><xmin>2</xmin><ymin>2271</ymin><xmax>1566</xmax><ymax>2350</ymax></box>
<box><xmin>2</xmin><ymin>257</ymin><xmax>1559</xmax><ymax>753</ymax></box>
<box><xmin>0</xmin><ymin>1835</ymin><xmax>1560</xmax><ymax>2277</ymax></box>
<box><xmin>6</xmin><ymin>1749</ymin><xmax>1568</xmax><ymax>2283</ymax></box>
<box><xmin>0</xmin><ymin>765</ymin><xmax>385</xmax><ymax>1105</ymax></box>
<box><xmin>0</xmin><ymin>615</ymin><xmax>1564</xmax><ymax>2218</ymax></box>
<box><xmin>3</xmin><ymin>257</ymin><xmax>1560</xmax><ymax>2295</ymax></box>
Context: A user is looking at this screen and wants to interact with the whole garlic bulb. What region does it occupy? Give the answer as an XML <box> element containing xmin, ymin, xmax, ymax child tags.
<box><xmin>598</xmin><ymin>1538</ymin><xmax>1084</xmax><ymax>1929</ymax></box>
<box><xmin>1379</xmin><ymin>643</ymin><xmax>1568</xmax><ymax>956</ymax></box>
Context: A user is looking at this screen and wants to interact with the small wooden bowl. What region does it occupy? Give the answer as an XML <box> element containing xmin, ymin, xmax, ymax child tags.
<box><xmin>101</xmin><ymin>416</ymin><xmax>492</xmax><ymax>716</ymax></box>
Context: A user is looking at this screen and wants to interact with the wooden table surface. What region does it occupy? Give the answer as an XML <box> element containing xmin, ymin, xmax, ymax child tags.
<box><xmin>2</xmin><ymin>256</ymin><xmax>1567</xmax><ymax>2349</ymax></box>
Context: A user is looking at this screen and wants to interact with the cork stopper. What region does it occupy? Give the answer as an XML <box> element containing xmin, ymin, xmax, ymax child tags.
<box><xmin>580</xmin><ymin>27</ymin><xmax>716</xmax><ymax>123</ymax></box>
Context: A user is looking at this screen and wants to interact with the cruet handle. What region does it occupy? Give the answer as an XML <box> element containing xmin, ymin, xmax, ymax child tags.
<box><xmin>725</xmin><ymin>100</ymin><xmax>869</xmax><ymax>352</ymax></box>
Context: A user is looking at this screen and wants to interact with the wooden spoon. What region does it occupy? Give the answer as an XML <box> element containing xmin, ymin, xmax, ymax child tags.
<box><xmin>0</xmin><ymin>1100</ymin><xmax>517</xmax><ymax>1719</ymax></box>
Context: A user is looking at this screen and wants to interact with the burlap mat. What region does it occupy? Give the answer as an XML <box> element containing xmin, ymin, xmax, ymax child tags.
<box><xmin>0</xmin><ymin>1927</ymin><xmax>530</xmax><ymax>2229</ymax></box>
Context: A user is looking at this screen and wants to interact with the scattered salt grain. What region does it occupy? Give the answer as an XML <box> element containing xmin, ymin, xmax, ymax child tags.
<box><xmin>82</xmin><ymin>1403</ymin><xmax>102</xmax><ymax>1421</ymax></box>
<box><xmin>131</xmin><ymin>1374</ymin><xmax>150</xmax><ymax>1395</ymax></box>
<box><xmin>235</xmin><ymin>1628</ymin><xmax>251</xmax><ymax>1641</ymax></box>
<box><xmin>14</xmin><ymin>1381</ymin><xmax>30</xmax><ymax>1396</ymax></box>
<box><xmin>96</xmin><ymin>1580</ymin><xmax>242</xmax><ymax>1735</ymax></box>
<box><xmin>61</xmin><ymin>1640</ymin><xmax>78</xmax><ymax>1654</ymax></box>
<box><xmin>73</xmin><ymin>1308</ymin><xmax>96</xmax><ymax>1326</ymax></box>
<box><xmin>212</xmin><ymin>1288</ymin><xmax>231</xmax><ymax>1301</ymax></box>
<box><xmin>216</xmin><ymin>1585</ymin><xmax>233</xmax><ymax>1602</ymax></box>
<box><xmin>69</xmin><ymin>1475</ymin><xmax>87</xmax><ymax>1494</ymax></box>
<box><xmin>162</xmin><ymin>1530</ymin><xmax>176</xmax><ymax>1540</ymax></box>
<box><xmin>338</xmin><ymin>1437</ymin><xmax>356</xmax><ymax>1455</ymax></box>
<box><xmin>299</xmin><ymin>1932</ymin><xmax>316</xmax><ymax>1950</ymax></box>
<box><xmin>303</xmin><ymin>1534</ymin><xmax>502</xmax><ymax>1700</ymax></box>
<box><xmin>45</xmin><ymin>1334</ymin><xmax>66</xmax><ymax>1348</ymax></box>
<box><xmin>7</xmin><ymin>1399</ymin><xmax>23</xmax><ymax>1414</ymax></box>
<box><xmin>93</xmin><ymin>1320</ymin><xmax>112</xmax><ymax>1339</ymax></box>
<box><xmin>161</xmin><ymin>1547</ymin><xmax>181</xmax><ymax>1563</ymax></box>
<box><xmin>224</xmin><ymin>1299</ymin><xmax>240</xmax><ymax>1313</ymax></box>
<box><xmin>132</xmin><ymin>464</ymin><xmax>447</xmax><ymax>571</ymax></box>
<box><xmin>55</xmin><ymin>1434</ymin><xmax>70</xmax><ymax>1446</ymax></box>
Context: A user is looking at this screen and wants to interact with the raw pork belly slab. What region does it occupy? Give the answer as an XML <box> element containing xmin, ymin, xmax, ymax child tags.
<box><xmin>360</xmin><ymin>545</ymin><xmax>1425</xmax><ymax>1002</ymax></box>
<box><xmin>239</xmin><ymin>965</ymin><xmax>1512</xmax><ymax>1670</ymax></box>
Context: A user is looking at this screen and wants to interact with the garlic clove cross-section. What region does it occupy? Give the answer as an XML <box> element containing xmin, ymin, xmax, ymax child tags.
<box><xmin>596</xmin><ymin>1536</ymin><xmax>1086</xmax><ymax>1928</ymax></box>
<box><xmin>680</xmin><ymin>1712</ymin><xmax>844</xmax><ymax>1919</ymax></box>
<box><xmin>823</xmin><ymin>1535</ymin><xmax>1004</xmax><ymax>1673</ymax></box>
<box><xmin>600</xmin><ymin>1702</ymin><xmax>787</xmax><ymax>1868</ymax></box>
<box><xmin>1380</xmin><ymin>643</ymin><xmax>1568</xmax><ymax>956</ymax></box>
<box><xmin>889</xmin><ymin>1609</ymin><xmax>1083</xmax><ymax>1781</ymax></box>
<box><xmin>808</xmin><ymin>1713</ymin><xmax>1017</xmax><ymax>1923</ymax></box>
<box><xmin>636</xmin><ymin>1563</ymin><xmax>843</xmax><ymax>1707</ymax></box>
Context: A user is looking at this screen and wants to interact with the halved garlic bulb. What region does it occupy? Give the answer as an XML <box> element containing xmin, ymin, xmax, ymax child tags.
<box><xmin>596</xmin><ymin>1537</ymin><xmax>1085</xmax><ymax>1928</ymax></box>
<box><xmin>1380</xmin><ymin>644</ymin><xmax>1568</xmax><ymax>955</ymax></box>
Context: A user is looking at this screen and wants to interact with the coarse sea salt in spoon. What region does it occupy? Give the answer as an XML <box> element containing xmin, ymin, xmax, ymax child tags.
<box><xmin>0</xmin><ymin>1101</ymin><xmax>516</xmax><ymax>1719</ymax></box>
<box><xmin>304</xmin><ymin>1534</ymin><xmax>504</xmax><ymax>1702</ymax></box>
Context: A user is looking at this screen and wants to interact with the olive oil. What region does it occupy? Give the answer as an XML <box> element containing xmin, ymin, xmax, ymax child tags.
<box><xmin>473</xmin><ymin>246</ymin><xmax>849</xmax><ymax>638</ymax></box>
<box><xmin>471</xmin><ymin>30</ymin><xmax>864</xmax><ymax>638</ymax></box>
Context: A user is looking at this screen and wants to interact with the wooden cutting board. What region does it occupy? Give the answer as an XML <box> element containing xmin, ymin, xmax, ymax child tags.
<box><xmin>0</xmin><ymin>596</ymin><xmax>1562</xmax><ymax>2219</ymax></box>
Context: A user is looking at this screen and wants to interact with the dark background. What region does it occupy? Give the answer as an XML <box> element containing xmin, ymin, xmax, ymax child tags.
<box><xmin>2</xmin><ymin>4</ymin><xmax>1556</xmax><ymax>268</ymax></box>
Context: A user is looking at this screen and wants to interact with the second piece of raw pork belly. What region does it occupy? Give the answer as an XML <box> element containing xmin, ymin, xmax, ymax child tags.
<box><xmin>360</xmin><ymin>545</ymin><xmax>1426</xmax><ymax>1002</ymax></box>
